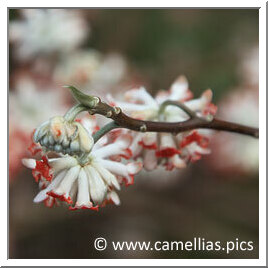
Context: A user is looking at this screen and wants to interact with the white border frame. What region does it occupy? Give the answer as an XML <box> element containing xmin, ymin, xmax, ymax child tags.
<box><xmin>1</xmin><ymin>0</ymin><xmax>266</xmax><ymax>266</ymax></box>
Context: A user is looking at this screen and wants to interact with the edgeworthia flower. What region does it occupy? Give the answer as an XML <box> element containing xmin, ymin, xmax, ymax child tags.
<box><xmin>108</xmin><ymin>75</ymin><xmax>217</xmax><ymax>170</ymax></box>
<box><xmin>22</xmin><ymin>116</ymin><xmax>142</xmax><ymax>210</ymax></box>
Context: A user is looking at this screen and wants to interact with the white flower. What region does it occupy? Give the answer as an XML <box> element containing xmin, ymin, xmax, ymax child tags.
<box><xmin>10</xmin><ymin>9</ymin><xmax>89</xmax><ymax>60</ymax></box>
<box><xmin>23</xmin><ymin>115</ymin><xmax>142</xmax><ymax>210</ymax></box>
<box><xmin>22</xmin><ymin>133</ymin><xmax>142</xmax><ymax>210</ymax></box>
<box><xmin>108</xmin><ymin>76</ymin><xmax>217</xmax><ymax>170</ymax></box>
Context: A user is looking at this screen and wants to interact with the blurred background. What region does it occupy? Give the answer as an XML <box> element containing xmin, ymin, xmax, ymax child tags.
<box><xmin>9</xmin><ymin>9</ymin><xmax>259</xmax><ymax>259</ymax></box>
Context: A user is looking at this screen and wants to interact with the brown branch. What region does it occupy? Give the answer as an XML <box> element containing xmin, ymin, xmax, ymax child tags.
<box><xmin>68</xmin><ymin>86</ymin><xmax>259</xmax><ymax>138</ymax></box>
<box><xmin>87</xmin><ymin>101</ymin><xmax>259</xmax><ymax>138</ymax></box>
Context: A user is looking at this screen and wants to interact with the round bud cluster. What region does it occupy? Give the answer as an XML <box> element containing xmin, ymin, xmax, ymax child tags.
<box><xmin>33</xmin><ymin>116</ymin><xmax>94</xmax><ymax>156</ymax></box>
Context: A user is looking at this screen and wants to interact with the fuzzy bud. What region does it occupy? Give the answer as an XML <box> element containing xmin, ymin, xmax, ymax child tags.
<box><xmin>34</xmin><ymin>116</ymin><xmax>94</xmax><ymax>156</ymax></box>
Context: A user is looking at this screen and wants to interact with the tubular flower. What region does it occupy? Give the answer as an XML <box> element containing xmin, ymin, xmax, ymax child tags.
<box><xmin>22</xmin><ymin>131</ymin><xmax>142</xmax><ymax>210</ymax></box>
<box><xmin>108</xmin><ymin>76</ymin><xmax>217</xmax><ymax>170</ymax></box>
<box><xmin>33</xmin><ymin>116</ymin><xmax>94</xmax><ymax>156</ymax></box>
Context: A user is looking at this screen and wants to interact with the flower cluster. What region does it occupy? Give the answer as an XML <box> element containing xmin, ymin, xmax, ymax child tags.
<box><xmin>22</xmin><ymin>75</ymin><xmax>217</xmax><ymax>211</ymax></box>
<box><xmin>23</xmin><ymin>116</ymin><xmax>142</xmax><ymax>210</ymax></box>
<box><xmin>108</xmin><ymin>76</ymin><xmax>217</xmax><ymax>171</ymax></box>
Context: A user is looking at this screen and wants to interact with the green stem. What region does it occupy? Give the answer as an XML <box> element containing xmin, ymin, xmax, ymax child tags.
<box><xmin>93</xmin><ymin>121</ymin><xmax>120</xmax><ymax>143</ymax></box>
<box><xmin>159</xmin><ymin>100</ymin><xmax>197</xmax><ymax>119</ymax></box>
<box><xmin>64</xmin><ymin>104</ymin><xmax>88</xmax><ymax>122</ymax></box>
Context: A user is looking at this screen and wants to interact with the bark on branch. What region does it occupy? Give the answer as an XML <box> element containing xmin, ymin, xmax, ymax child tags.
<box><xmin>67</xmin><ymin>86</ymin><xmax>259</xmax><ymax>139</ymax></box>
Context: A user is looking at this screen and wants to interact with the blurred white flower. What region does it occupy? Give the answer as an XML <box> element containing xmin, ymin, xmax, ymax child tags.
<box><xmin>54</xmin><ymin>49</ymin><xmax>102</xmax><ymax>86</ymax></box>
<box><xmin>54</xmin><ymin>50</ymin><xmax>128</xmax><ymax>97</ymax></box>
<box><xmin>210</xmin><ymin>89</ymin><xmax>259</xmax><ymax>173</ymax></box>
<box><xmin>90</xmin><ymin>53</ymin><xmax>127</xmax><ymax>90</ymax></box>
<box><xmin>10</xmin><ymin>9</ymin><xmax>89</xmax><ymax>60</ymax></box>
<box><xmin>9</xmin><ymin>75</ymin><xmax>68</xmax><ymax>179</ymax></box>
<box><xmin>238</xmin><ymin>45</ymin><xmax>258</xmax><ymax>87</ymax></box>
<box><xmin>9</xmin><ymin>126</ymin><xmax>29</xmax><ymax>180</ymax></box>
<box><xmin>9</xmin><ymin>76</ymin><xmax>67</xmax><ymax>130</ymax></box>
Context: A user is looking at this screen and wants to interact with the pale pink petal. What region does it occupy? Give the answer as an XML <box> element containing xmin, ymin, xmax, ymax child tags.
<box><xmin>170</xmin><ymin>155</ymin><xmax>187</xmax><ymax>169</ymax></box>
<box><xmin>129</xmin><ymin>133</ymin><xmax>144</xmax><ymax>157</ymax></box>
<box><xmin>143</xmin><ymin>149</ymin><xmax>158</xmax><ymax>171</ymax></box>
<box><xmin>126</xmin><ymin>161</ymin><xmax>143</xmax><ymax>175</ymax></box>
<box><xmin>141</xmin><ymin>132</ymin><xmax>157</xmax><ymax>149</ymax></box>
<box><xmin>185</xmin><ymin>89</ymin><xmax>213</xmax><ymax>112</ymax></box>
<box><xmin>168</xmin><ymin>75</ymin><xmax>189</xmax><ymax>101</ymax></box>
<box><xmin>125</xmin><ymin>87</ymin><xmax>157</xmax><ymax>106</ymax></box>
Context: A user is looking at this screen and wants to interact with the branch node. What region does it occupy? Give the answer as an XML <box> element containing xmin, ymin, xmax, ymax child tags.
<box><xmin>140</xmin><ymin>124</ymin><xmax>147</xmax><ymax>132</ymax></box>
<box><xmin>88</xmin><ymin>109</ymin><xmax>96</xmax><ymax>115</ymax></box>
<box><xmin>106</xmin><ymin>111</ymin><xmax>113</xmax><ymax>118</ymax></box>
<box><xmin>113</xmin><ymin>106</ymin><xmax>121</xmax><ymax>115</ymax></box>
<box><xmin>93</xmin><ymin>97</ymin><xmax>101</xmax><ymax>107</ymax></box>
<box><xmin>197</xmin><ymin>114</ymin><xmax>214</xmax><ymax>122</ymax></box>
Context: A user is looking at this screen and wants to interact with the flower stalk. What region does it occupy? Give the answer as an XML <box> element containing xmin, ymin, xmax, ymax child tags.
<box><xmin>63</xmin><ymin>104</ymin><xmax>88</xmax><ymax>122</ymax></box>
<box><xmin>93</xmin><ymin>121</ymin><xmax>120</xmax><ymax>143</ymax></box>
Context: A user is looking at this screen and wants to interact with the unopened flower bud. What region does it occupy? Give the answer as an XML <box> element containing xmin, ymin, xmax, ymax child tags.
<box><xmin>34</xmin><ymin>116</ymin><xmax>94</xmax><ymax>156</ymax></box>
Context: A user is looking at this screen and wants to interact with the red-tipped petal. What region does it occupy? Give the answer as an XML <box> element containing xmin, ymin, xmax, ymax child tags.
<box><xmin>47</xmin><ymin>191</ymin><xmax>73</xmax><ymax>204</ymax></box>
<box><xmin>69</xmin><ymin>205</ymin><xmax>99</xmax><ymax>211</ymax></box>
<box><xmin>203</xmin><ymin>103</ymin><xmax>218</xmax><ymax>116</ymax></box>
<box><xmin>138</xmin><ymin>140</ymin><xmax>157</xmax><ymax>150</ymax></box>
<box><xmin>32</xmin><ymin>156</ymin><xmax>53</xmax><ymax>182</ymax></box>
<box><xmin>156</xmin><ymin>147</ymin><xmax>181</xmax><ymax>158</ymax></box>
<box><xmin>123</xmin><ymin>175</ymin><xmax>134</xmax><ymax>187</ymax></box>
<box><xmin>28</xmin><ymin>142</ymin><xmax>42</xmax><ymax>155</ymax></box>
<box><xmin>44</xmin><ymin>197</ymin><xmax>58</xmax><ymax>208</ymax></box>
<box><xmin>127</xmin><ymin>161</ymin><xmax>143</xmax><ymax>175</ymax></box>
<box><xmin>180</xmin><ymin>131</ymin><xmax>209</xmax><ymax>149</ymax></box>
<box><xmin>120</xmin><ymin>148</ymin><xmax>133</xmax><ymax>159</ymax></box>
<box><xmin>114</xmin><ymin>133</ymin><xmax>133</xmax><ymax>149</ymax></box>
